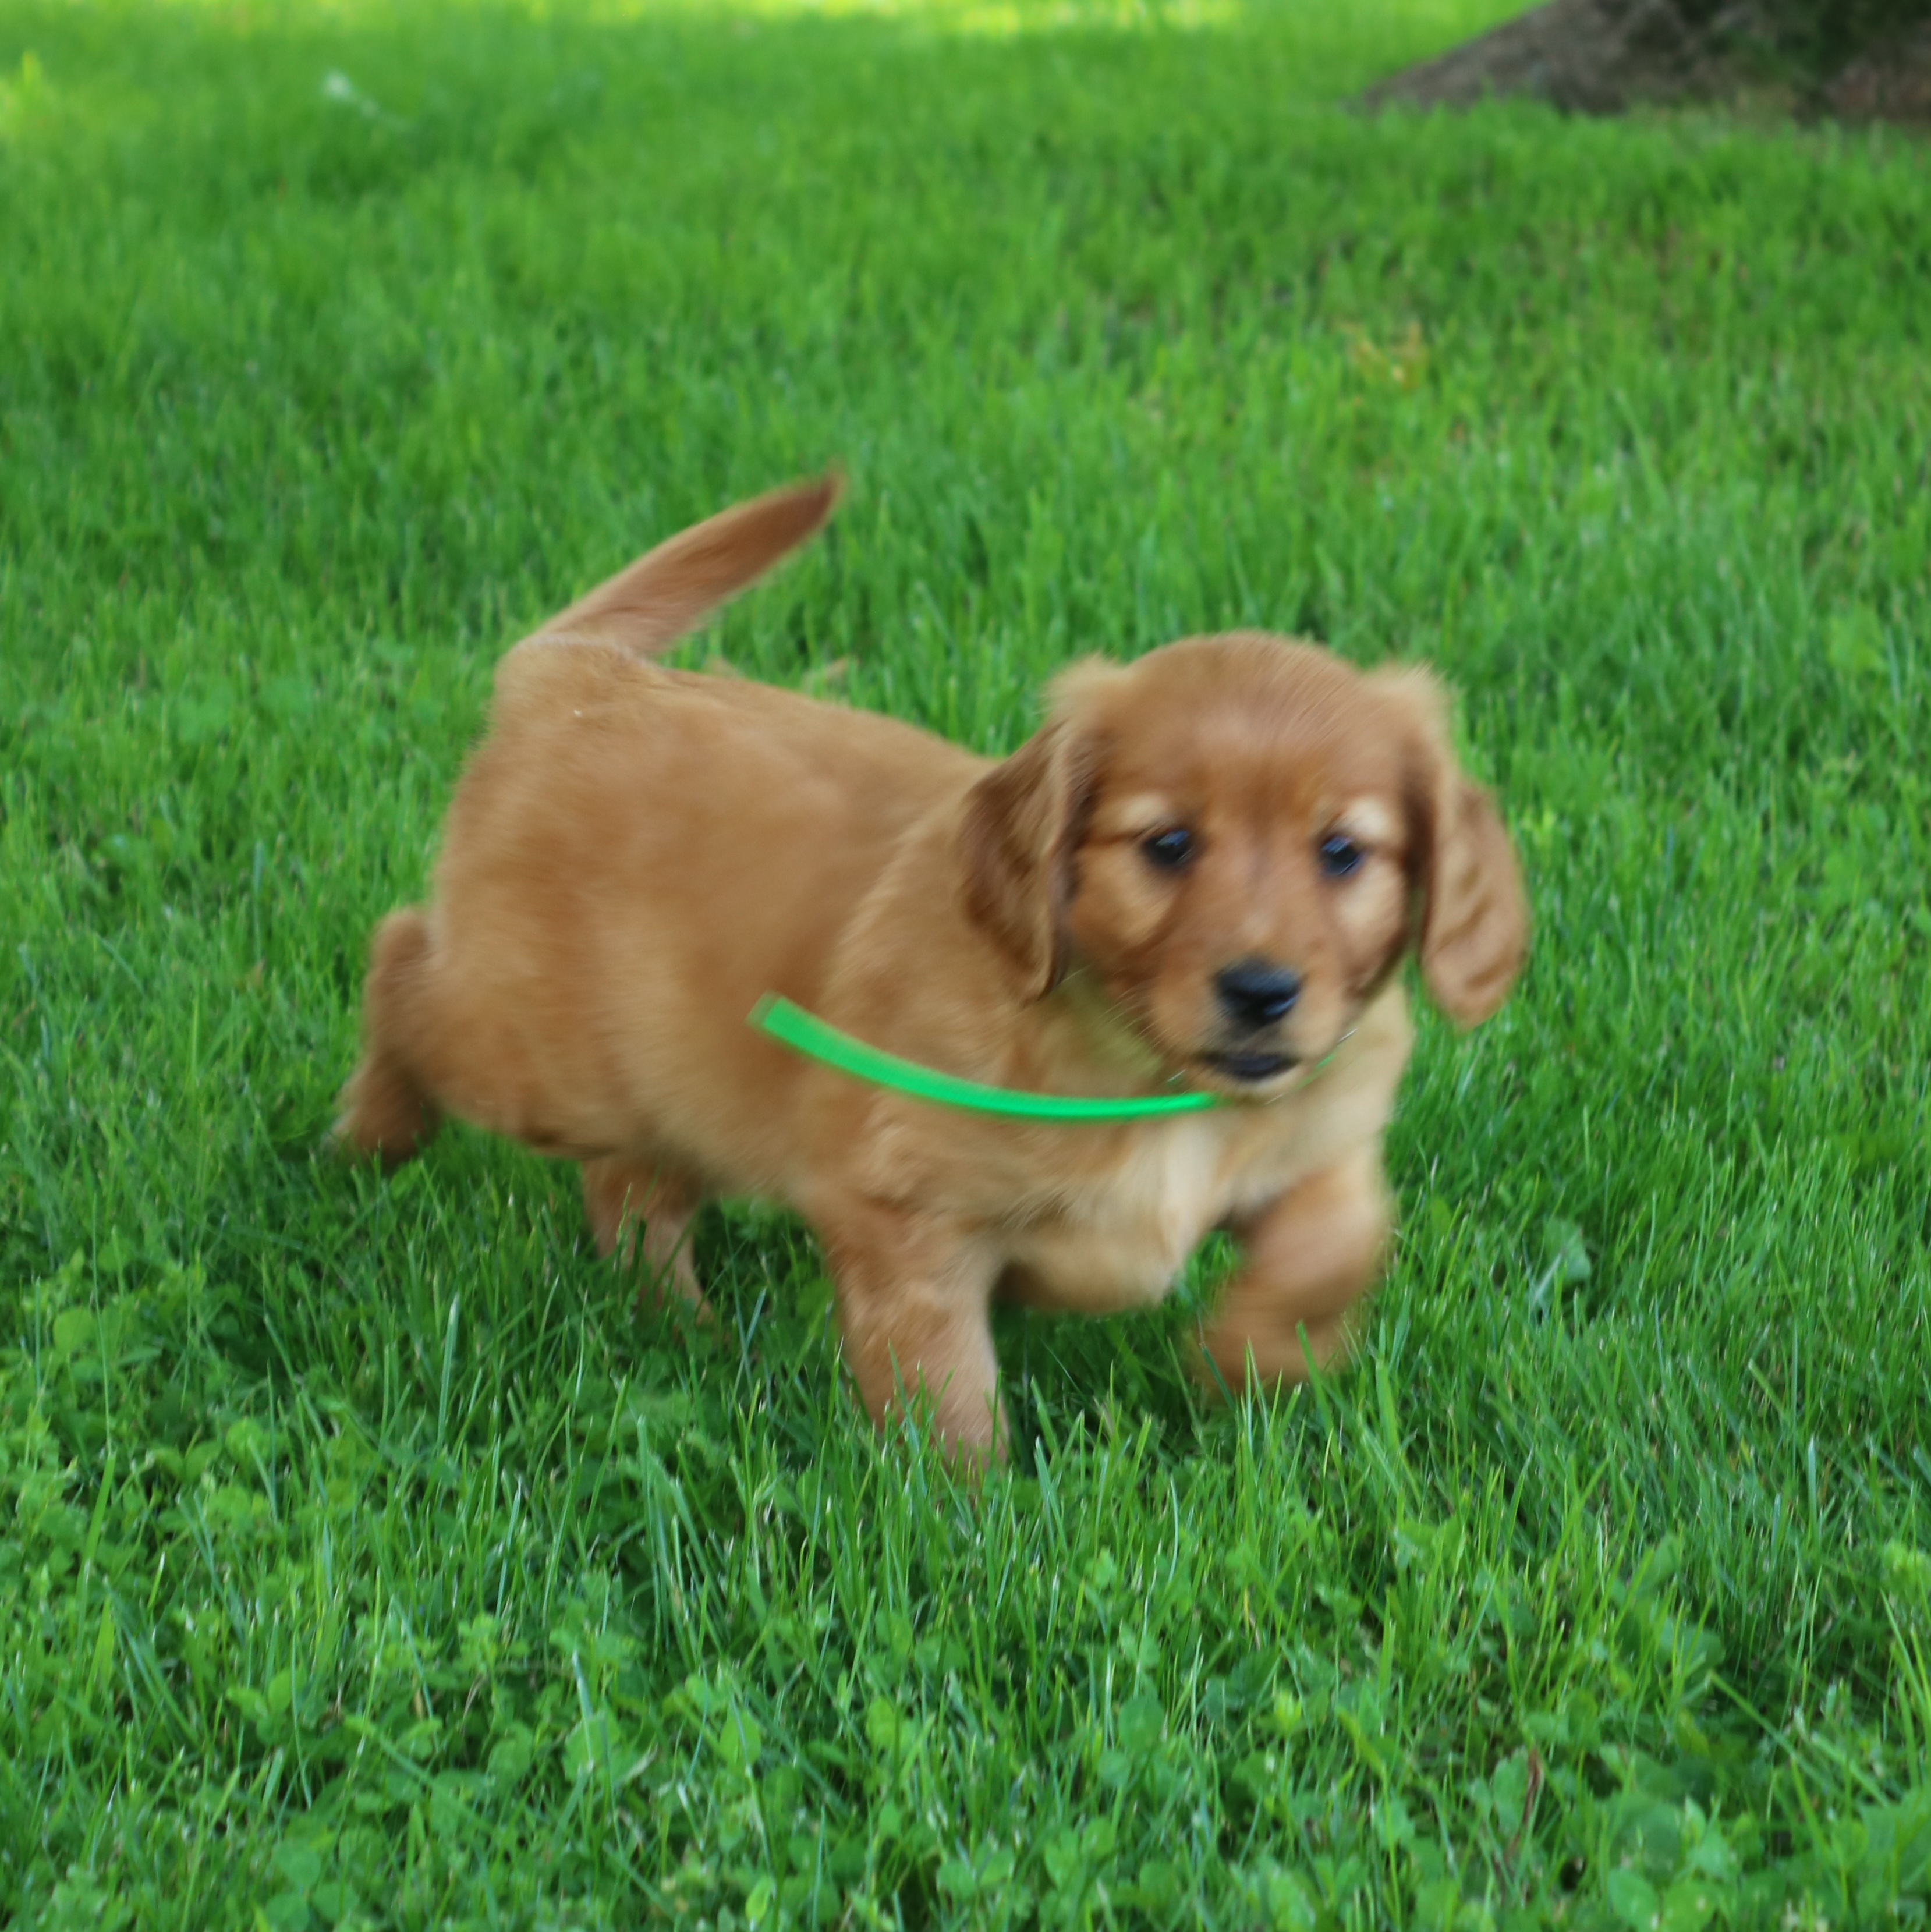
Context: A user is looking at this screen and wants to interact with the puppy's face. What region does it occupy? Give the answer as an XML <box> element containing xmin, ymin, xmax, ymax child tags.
<box><xmin>962</xmin><ymin>634</ymin><xmax>1527</xmax><ymax>1093</ymax></box>
<box><xmin>1069</xmin><ymin>645</ymin><xmax>1415</xmax><ymax>1091</ymax></box>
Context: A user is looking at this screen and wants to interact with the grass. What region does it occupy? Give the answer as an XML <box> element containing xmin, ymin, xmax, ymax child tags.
<box><xmin>2</xmin><ymin>0</ymin><xmax>1929</xmax><ymax>1923</ymax></box>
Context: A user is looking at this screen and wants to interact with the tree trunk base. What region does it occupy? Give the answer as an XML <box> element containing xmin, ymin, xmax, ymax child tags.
<box><xmin>1363</xmin><ymin>0</ymin><xmax>1931</xmax><ymax>127</ymax></box>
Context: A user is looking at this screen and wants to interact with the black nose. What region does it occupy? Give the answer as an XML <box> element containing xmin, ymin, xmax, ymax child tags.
<box><xmin>1215</xmin><ymin>959</ymin><xmax>1302</xmax><ymax>1029</ymax></box>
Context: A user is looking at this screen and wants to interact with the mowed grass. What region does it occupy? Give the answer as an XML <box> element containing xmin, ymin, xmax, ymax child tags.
<box><xmin>2</xmin><ymin>0</ymin><xmax>1930</xmax><ymax>1923</ymax></box>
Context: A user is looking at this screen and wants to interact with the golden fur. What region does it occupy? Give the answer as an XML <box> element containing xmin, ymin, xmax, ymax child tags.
<box><xmin>336</xmin><ymin>478</ymin><xmax>1528</xmax><ymax>1461</ymax></box>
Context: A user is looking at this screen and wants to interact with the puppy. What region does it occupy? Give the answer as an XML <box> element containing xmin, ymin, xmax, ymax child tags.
<box><xmin>336</xmin><ymin>478</ymin><xmax>1527</xmax><ymax>1462</ymax></box>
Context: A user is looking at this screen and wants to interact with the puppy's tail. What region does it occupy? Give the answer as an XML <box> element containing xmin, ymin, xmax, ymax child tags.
<box><xmin>532</xmin><ymin>473</ymin><xmax>842</xmax><ymax>659</ymax></box>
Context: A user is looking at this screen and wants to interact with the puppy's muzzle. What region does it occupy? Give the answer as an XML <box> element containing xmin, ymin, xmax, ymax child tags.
<box><xmin>1200</xmin><ymin>958</ymin><xmax>1303</xmax><ymax>1084</ymax></box>
<box><xmin>1214</xmin><ymin>958</ymin><xmax>1302</xmax><ymax>1029</ymax></box>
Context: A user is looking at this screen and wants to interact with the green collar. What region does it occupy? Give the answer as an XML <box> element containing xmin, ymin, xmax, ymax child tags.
<box><xmin>750</xmin><ymin>994</ymin><xmax>1221</xmax><ymax>1119</ymax></box>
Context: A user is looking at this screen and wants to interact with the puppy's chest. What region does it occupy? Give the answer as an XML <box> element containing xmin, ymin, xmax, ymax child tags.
<box><xmin>1002</xmin><ymin>1115</ymin><xmax>1305</xmax><ymax>1315</ymax></box>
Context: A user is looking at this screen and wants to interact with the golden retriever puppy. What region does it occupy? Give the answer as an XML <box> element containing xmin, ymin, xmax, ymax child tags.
<box><xmin>335</xmin><ymin>478</ymin><xmax>1526</xmax><ymax>1462</ymax></box>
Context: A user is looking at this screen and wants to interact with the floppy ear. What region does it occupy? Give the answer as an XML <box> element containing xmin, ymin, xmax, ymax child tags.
<box><xmin>1379</xmin><ymin>669</ymin><xmax>1529</xmax><ymax>1027</ymax></box>
<box><xmin>959</xmin><ymin>720</ymin><xmax>1094</xmax><ymax>1001</ymax></box>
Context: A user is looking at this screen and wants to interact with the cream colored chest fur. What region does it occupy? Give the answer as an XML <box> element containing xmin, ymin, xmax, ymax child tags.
<box><xmin>998</xmin><ymin>983</ymin><xmax>1413</xmax><ymax>1314</ymax></box>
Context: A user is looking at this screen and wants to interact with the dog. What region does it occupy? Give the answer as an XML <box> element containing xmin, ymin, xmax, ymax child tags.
<box><xmin>335</xmin><ymin>477</ymin><xmax>1527</xmax><ymax>1462</ymax></box>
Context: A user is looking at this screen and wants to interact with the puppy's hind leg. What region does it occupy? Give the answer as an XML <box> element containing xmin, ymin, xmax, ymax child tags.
<box><xmin>582</xmin><ymin>1155</ymin><xmax>710</xmax><ymax>1316</ymax></box>
<box><xmin>334</xmin><ymin>909</ymin><xmax>444</xmax><ymax>1165</ymax></box>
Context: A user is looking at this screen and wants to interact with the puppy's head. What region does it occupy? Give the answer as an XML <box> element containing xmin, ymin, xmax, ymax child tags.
<box><xmin>961</xmin><ymin>634</ymin><xmax>1527</xmax><ymax>1094</ymax></box>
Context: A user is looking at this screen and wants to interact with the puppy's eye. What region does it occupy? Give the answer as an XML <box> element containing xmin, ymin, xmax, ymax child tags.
<box><xmin>1142</xmin><ymin>827</ymin><xmax>1196</xmax><ymax>871</ymax></box>
<box><xmin>1319</xmin><ymin>833</ymin><xmax>1364</xmax><ymax>879</ymax></box>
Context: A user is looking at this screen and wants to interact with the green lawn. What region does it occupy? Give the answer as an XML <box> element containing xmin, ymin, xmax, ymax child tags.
<box><xmin>3</xmin><ymin>0</ymin><xmax>1929</xmax><ymax>1923</ymax></box>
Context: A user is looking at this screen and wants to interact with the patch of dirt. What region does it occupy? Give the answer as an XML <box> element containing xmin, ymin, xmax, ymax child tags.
<box><xmin>1822</xmin><ymin>19</ymin><xmax>1931</xmax><ymax>121</ymax></box>
<box><xmin>1363</xmin><ymin>0</ymin><xmax>1931</xmax><ymax>127</ymax></box>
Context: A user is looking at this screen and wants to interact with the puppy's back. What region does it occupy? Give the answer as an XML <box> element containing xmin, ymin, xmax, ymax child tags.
<box><xmin>416</xmin><ymin>642</ymin><xmax>978</xmax><ymax>1185</ymax></box>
